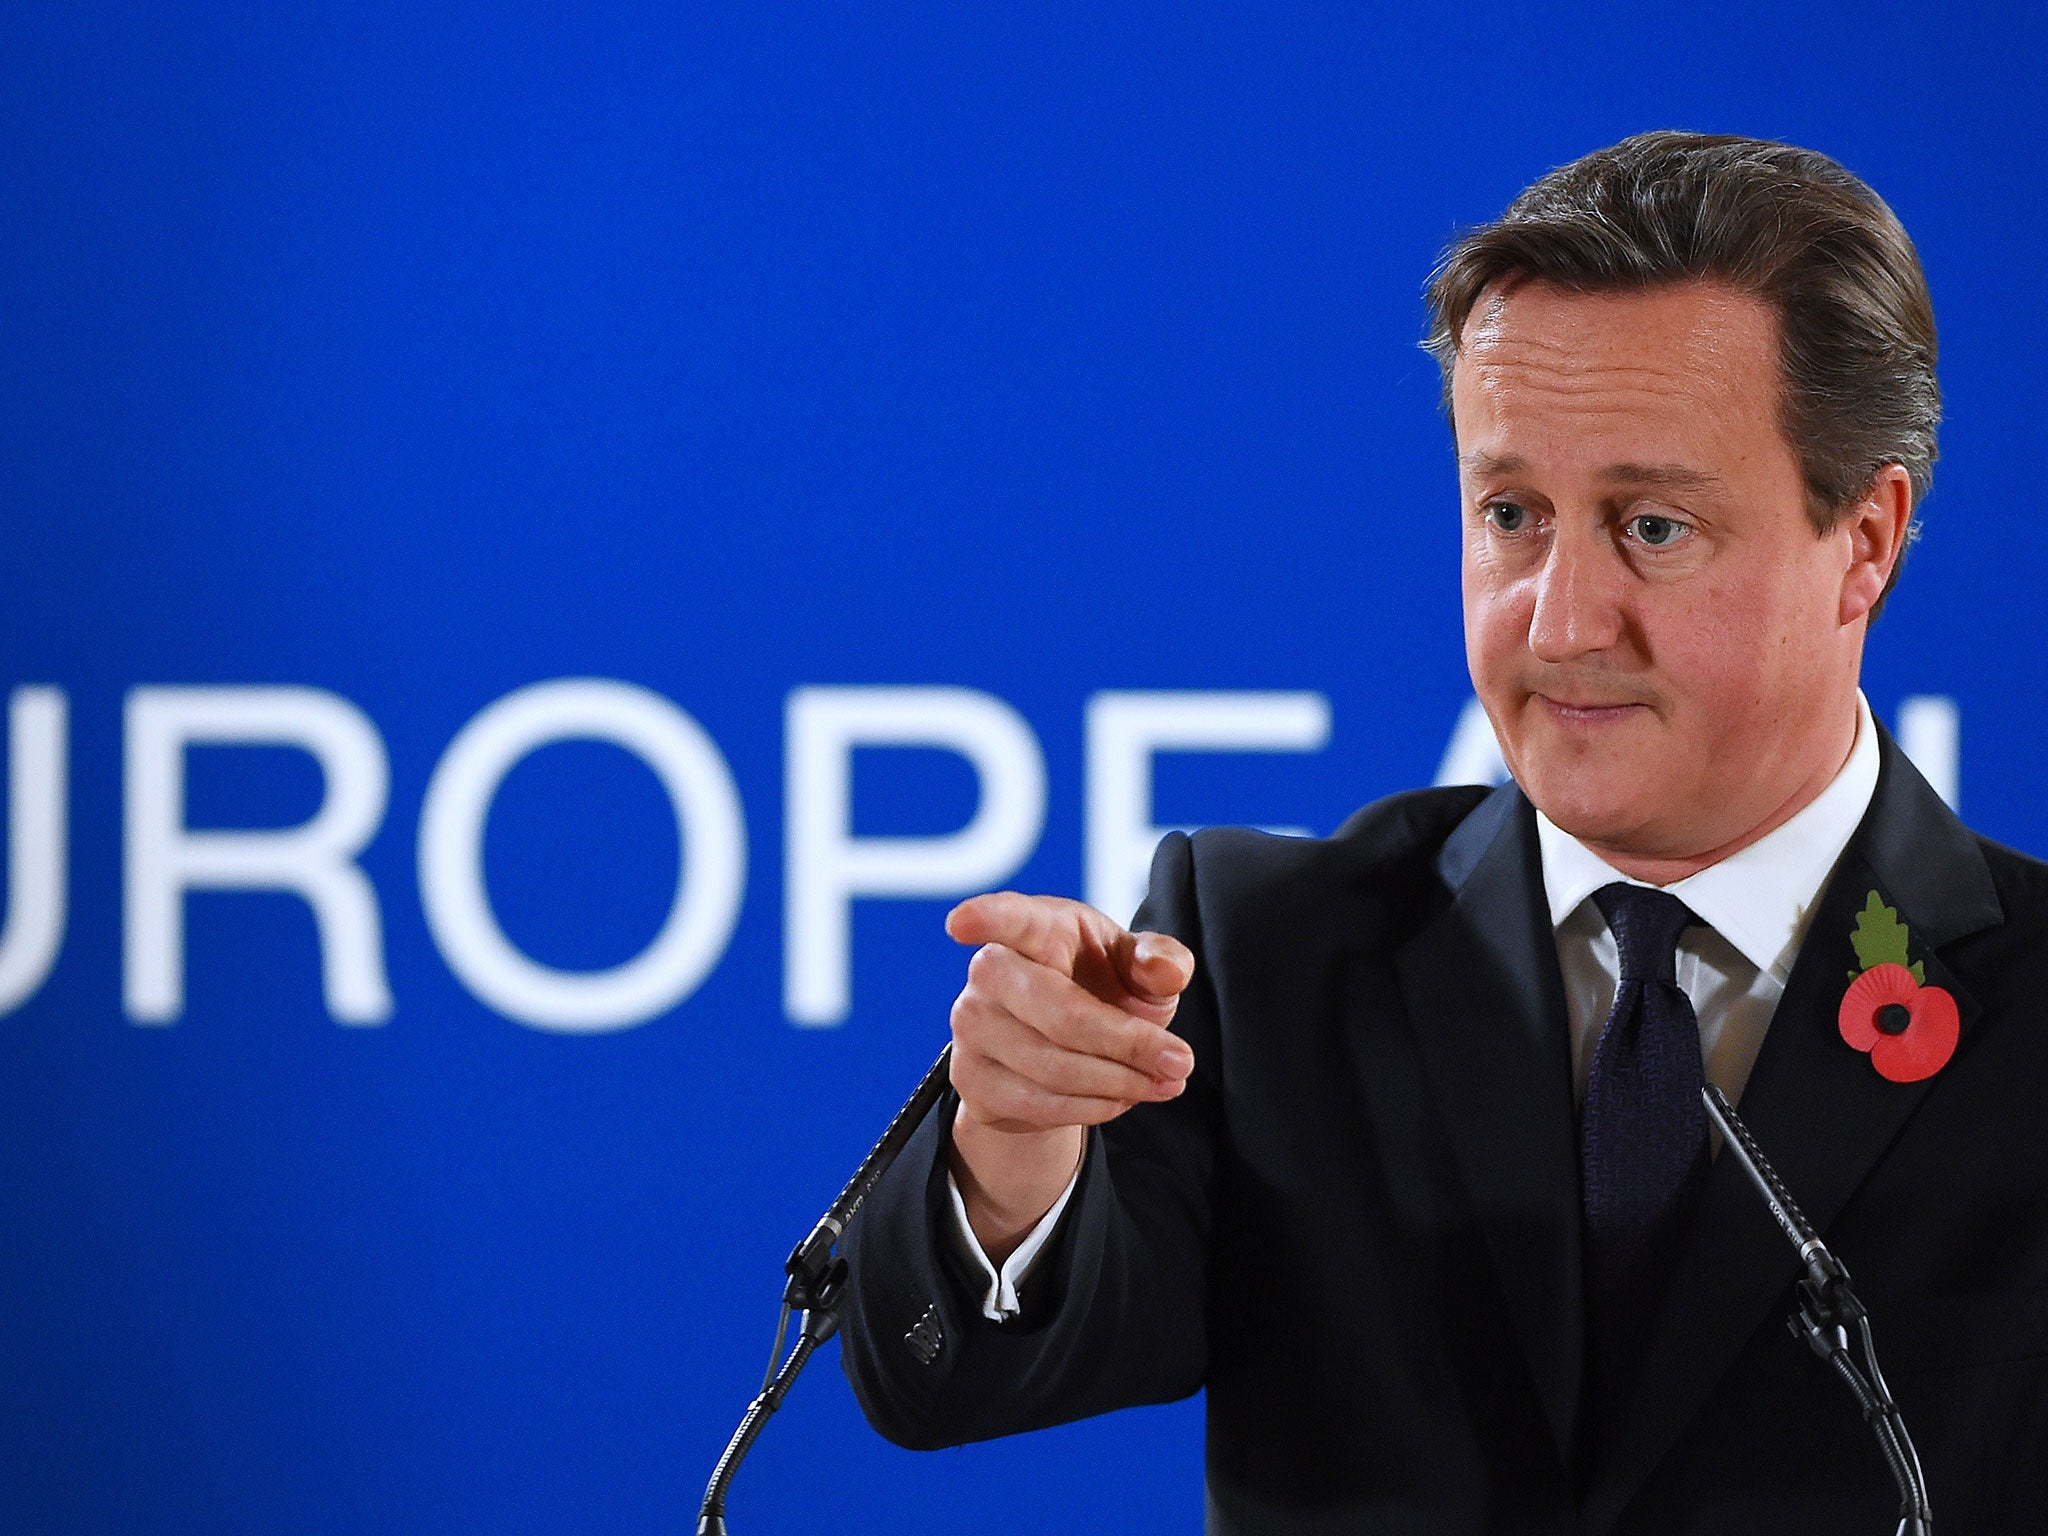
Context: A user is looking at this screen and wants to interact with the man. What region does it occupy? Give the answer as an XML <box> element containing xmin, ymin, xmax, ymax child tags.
<box><xmin>838</xmin><ymin>133</ymin><xmax>2048</xmax><ymax>1532</ymax></box>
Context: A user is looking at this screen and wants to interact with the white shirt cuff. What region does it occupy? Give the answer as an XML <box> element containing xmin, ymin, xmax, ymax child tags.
<box><xmin>944</xmin><ymin>1159</ymin><xmax>1083</xmax><ymax>1322</ymax></box>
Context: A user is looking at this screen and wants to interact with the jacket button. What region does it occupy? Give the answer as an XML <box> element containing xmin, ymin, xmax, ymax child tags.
<box><xmin>904</xmin><ymin>1304</ymin><xmax>943</xmax><ymax>1365</ymax></box>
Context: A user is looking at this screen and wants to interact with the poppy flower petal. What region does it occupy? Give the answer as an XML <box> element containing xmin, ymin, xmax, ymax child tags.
<box><xmin>1839</xmin><ymin>963</ymin><xmax>1920</xmax><ymax>1053</ymax></box>
<box><xmin>1870</xmin><ymin>984</ymin><xmax>1960</xmax><ymax>1083</ymax></box>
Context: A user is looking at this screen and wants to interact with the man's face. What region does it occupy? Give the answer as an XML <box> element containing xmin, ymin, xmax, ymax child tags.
<box><xmin>1455</xmin><ymin>278</ymin><xmax>1872</xmax><ymax>872</ymax></box>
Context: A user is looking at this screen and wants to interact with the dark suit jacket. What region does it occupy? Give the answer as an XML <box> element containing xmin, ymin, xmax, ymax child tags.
<box><xmin>840</xmin><ymin>732</ymin><xmax>2048</xmax><ymax>1533</ymax></box>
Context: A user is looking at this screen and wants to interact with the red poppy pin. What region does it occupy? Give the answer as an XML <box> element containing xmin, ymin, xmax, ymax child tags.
<box><xmin>1836</xmin><ymin>891</ymin><xmax>1958</xmax><ymax>1083</ymax></box>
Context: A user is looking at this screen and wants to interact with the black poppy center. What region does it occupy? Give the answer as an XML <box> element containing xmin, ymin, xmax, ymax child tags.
<box><xmin>1875</xmin><ymin>1002</ymin><xmax>1913</xmax><ymax>1036</ymax></box>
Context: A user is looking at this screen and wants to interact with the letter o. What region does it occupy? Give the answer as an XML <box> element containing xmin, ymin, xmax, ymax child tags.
<box><xmin>418</xmin><ymin>679</ymin><xmax>746</xmax><ymax>1032</ymax></box>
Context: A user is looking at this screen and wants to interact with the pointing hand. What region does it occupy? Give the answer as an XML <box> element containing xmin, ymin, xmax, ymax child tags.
<box><xmin>941</xmin><ymin>892</ymin><xmax>1196</xmax><ymax>1260</ymax></box>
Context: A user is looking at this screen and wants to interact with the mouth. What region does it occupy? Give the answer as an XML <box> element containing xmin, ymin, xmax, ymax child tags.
<box><xmin>1533</xmin><ymin>693</ymin><xmax>1649</xmax><ymax>726</ymax></box>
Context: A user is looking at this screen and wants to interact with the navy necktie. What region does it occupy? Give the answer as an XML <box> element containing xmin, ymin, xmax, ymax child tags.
<box><xmin>1579</xmin><ymin>881</ymin><xmax>1711</xmax><ymax>1423</ymax></box>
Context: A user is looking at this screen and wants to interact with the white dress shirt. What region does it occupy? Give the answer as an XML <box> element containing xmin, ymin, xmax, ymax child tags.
<box><xmin>950</xmin><ymin>693</ymin><xmax>1881</xmax><ymax>1322</ymax></box>
<box><xmin>1540</xmin><ymin>690</ymin><xmax>1880</xmax><ymax>1106</ymax></box>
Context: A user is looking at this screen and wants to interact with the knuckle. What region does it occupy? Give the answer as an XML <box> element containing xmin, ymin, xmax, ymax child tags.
<box><xmin>952</xmin><ymin>1056</ymin><xmax>1007</xmax><ymax>1114</ymax></box>
<box><xmin>1113</xmin><ymin>1021</ymin><xmax>1155</xmax><ymax>1066</ymax></box>
<box><xmin>948</xmin><ymin>990</ymin><xmax>992</xmax><ymax>1040</ymax></box>
<box><xmin>965</xmin><ymin>942</ymin><xmax>1002</xmax><ymax>984</ymax></box>
<box><xmin>947</xmin><ymin>1050</ymin><xmax>984</xmax><ymax>1095</ymax></box>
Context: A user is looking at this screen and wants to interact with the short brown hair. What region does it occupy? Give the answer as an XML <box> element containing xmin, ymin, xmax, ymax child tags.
<box><xmin>1424</xmin><ymin>131</ymin><xmax>1938</xmax><ymax>613</ymax></box>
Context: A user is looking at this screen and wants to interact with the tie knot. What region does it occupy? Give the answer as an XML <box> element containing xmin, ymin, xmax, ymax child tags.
<box><xmin>1591</xmin><ymin>882</ymin><xmax>1697</xmax><ymax>985</ymax></box>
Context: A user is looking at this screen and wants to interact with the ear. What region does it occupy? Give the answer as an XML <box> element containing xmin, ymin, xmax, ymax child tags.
<box><xmin>1838</xmin><ymin>464</ymin><xmax>1915</xmax><ymax>626</ymax></box>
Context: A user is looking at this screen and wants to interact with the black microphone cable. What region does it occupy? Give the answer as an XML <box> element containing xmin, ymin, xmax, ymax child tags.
<box><xmin>697</xmin><ymin>1044</ymin><xmax>954</xmax><ymax>1536</ymax></box>
<box><xmin>1702</xmin><ymin>1084</ymin><xmax>1932</xmax><ymax>1536</ymax></box>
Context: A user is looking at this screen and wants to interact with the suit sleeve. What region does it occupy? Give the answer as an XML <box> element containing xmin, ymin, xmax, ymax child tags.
<box><xmin>838</xmin><ymin>830</ymin><xmax>1222</xmax><ymax>1448</ymax></box>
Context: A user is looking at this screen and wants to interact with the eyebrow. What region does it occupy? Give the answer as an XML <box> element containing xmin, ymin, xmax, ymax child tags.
<box><xmin>1458</xmin><ymin>450</ymin><xmax>1726</xmax><ymax>492</ymax></box>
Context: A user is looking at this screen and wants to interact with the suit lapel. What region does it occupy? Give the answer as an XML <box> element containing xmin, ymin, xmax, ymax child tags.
<box><xmin>1396</xmin><ymin>783</ymin><xmax>1585</xmax><ymax>1459</ymax></box>
<box><xmin>1582</xmin><ymin>732</ymin><xmax>2003</xmax><ymax>1532</ymax></box>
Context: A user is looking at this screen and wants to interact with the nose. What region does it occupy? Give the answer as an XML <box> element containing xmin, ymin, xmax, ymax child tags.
<box><xmin>1527</xmin><ymin>526</ymin><xmax>1626</xmax><ymax>664</ymax></box>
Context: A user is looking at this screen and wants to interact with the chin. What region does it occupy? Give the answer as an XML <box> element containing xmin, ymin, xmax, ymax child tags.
<box><xmin>1508</xmin><ymin>758</ymin><xmax>1655</xmax><ymax>847</ymax></box>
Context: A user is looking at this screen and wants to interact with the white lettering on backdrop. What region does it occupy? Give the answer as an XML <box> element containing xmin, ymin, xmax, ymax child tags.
<box><xmin>417</xmin><ymin>678</ymin><xmax>747</xmax><ymax>1033</ymax></box>
<box><xmin>784</xmin><ymin>687</ymin><xmax>1045</xmax><ymax>1026</ymax></box>
<box><xmin>0</xmin><ymin>682</ymin><xmax>1967</xmax><ymax>1028</ymax></box>
<box><xmin>1085</xmin><ymin>691</ymin><xmax>1331</xmax><ymax>928</ymax></box>
<box><xmin>0</xmin><ymin>688</ymin><xmax>66</xmax><ymax>1015</ymax></box>
<box><xmin>124</xmin><ymin>686</ymin><xmax>392</xmax><ymax>1024</ymax></box>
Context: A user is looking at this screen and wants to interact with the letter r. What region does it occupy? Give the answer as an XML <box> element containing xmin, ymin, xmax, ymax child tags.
<box><xmin>124</xmin><ymin>686</ymin><xmax>392</xmax><ymax>1024</ymax></box>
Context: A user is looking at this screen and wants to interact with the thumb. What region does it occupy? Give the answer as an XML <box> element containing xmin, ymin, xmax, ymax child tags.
<box><xmin>1112</xmin><ymin>929</ymin><xmax>1195</xmax><ymax>1004</ymax></box>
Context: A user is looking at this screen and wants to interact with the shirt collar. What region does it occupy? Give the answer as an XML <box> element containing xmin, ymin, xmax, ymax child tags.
<box><xmin>1533</xmin><ymin>691</ymin><xmax>1881</xmax><ymax>984</ymax></box>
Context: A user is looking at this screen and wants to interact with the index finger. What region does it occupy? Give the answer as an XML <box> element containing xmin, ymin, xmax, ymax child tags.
<box><xmin>947</xmin><ymin>891</ymin><xmax>1118</xmax><ymax>972</ymax></box>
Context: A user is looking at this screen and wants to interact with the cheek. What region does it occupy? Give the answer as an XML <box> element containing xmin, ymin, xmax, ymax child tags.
<box><xmin>1465</xmin><ymin>603</ymin><xmax>1545</xmax><ymax>743</ymax></box>
<box><xmin>1643</xmin><ymin>568</ymin><xmax>1818</xmax><ymax>719</ymax></box>
<box><xmin>1461</xmin><ymin>557</ymin><xmax>1524</xmax><ymax>683</ymax></box>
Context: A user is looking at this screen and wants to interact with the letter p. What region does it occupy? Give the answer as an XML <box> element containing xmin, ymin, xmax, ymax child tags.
<box><xmin>785</xmin><ymin>687</ymin><xmax>1045</xmax><ymax>1026</ymax></box>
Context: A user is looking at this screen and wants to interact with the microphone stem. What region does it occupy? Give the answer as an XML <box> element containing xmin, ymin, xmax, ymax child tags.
<box><xmin>699</xmin><ymin>1329</ymin><xmax>821</xmax><ymax>1535</ymax></box>
<box><xmin>1702</xmin><ymin>1086</ymin><xmax>1934</xmax><ymax>1530</ymax></box>
<box><xmin>697</xmin><ymin>1044</ymin><xmax>955</xmax><ymax>1534</ymax></box>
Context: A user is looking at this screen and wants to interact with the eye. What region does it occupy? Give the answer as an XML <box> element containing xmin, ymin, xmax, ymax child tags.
<box><xmin>1627</xmin><ymin>513</ymin><xmax>1687</xmax><ymax>547</ymax></box>
<box><xmin>1484</xmin><ymin>499</ymin><xmax>1530</xmax><ymax>533</ymax></box>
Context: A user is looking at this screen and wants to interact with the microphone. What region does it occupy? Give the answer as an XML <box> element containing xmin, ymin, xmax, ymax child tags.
<box><xmin>697</xmin><ymin>1044</ymin><xmax>954</xmax><ymax>1536</ymax></box>
<box><xmin>1701</xmin><ymin>1084</ymin><xmax>1933</xmax><ymax>1536</ymax></box>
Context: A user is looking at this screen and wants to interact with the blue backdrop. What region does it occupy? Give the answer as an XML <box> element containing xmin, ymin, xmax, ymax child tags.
<box><xmin>2</xmin><ymin>4</ymin><xmax>2043</xmax><ymax>1532</ymax></box>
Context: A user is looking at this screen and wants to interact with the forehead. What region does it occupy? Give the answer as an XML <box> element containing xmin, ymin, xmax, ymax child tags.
<box><xmin>1449</xmin><ymin>278</ymin><xmax>1786</xmax><ymax>475</ymax></box>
